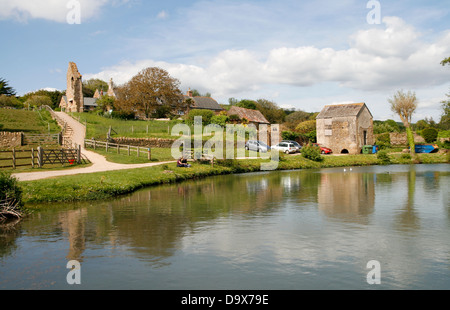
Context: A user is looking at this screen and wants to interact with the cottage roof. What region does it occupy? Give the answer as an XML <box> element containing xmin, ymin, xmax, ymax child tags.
<box><xmin>84</xmin><ymin>97</ymin><xmax>98</xmax><ymax>107</ymax></box>
<box><xmin>184</xmin><ymin>95</ymin><xmax>223</xmax><ymax>111</ymax></box>
<box><xmin>228</xmin><ymin>106</ymin><xmax>270</xmax><ymax>124</ymax></box>
<box><xmin>316</xmin><ymin>103</ymin><xmax>372</xmax><ymax>119</ymax></box>
<box><xmin>62</xmin><ymin>96</ymin><xmax>97</xmax><ymax>107</ymax></box>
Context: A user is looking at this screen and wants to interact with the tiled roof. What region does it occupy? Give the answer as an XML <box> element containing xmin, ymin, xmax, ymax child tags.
<box><xmin>227</xmin><ymin>106</ymin><xmax>270</xmax><ymax>124</ymax></box>
<box><xmin>316</xmin><ymin>103</ymin><xmax>372</xmax><ymax>119</ymax></box>
<box><xmin>185</xmin><ymin>95</ymin><xmax>223</xmax><ymax>111</ymax></box>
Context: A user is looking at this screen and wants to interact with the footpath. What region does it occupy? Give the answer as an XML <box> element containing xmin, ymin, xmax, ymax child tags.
<box><xmin>13</xmin><ymin>112</ymin><xmax>175</xmax><ymax>182</ymax></box>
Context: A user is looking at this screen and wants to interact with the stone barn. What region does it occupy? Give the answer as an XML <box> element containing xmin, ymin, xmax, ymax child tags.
<box><xmin>316</xmin><ymin>103</ymin><xmax>374</xmax><ymax>155</ymax></box>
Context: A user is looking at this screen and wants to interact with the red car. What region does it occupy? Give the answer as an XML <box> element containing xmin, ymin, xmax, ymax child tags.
<box><xmin>312</xmin><ymin>143</ymin><xmax>332</xmax><ymax>154</ymax></box>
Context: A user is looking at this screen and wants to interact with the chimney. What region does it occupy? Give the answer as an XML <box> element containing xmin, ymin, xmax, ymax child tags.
<box><xmin>187</xmin><ymin>88</ymin><xmax>193</xmax><ymax>97</ymax></box>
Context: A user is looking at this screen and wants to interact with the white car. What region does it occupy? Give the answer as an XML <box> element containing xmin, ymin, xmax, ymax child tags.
<box><xmin>271</xmin><ymin>142</ymin><xmax>298</xmax><ymax>154</ymax></box>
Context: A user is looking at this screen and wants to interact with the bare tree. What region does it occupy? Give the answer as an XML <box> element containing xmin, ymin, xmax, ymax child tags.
<box><xmin>388</xmin><ymin>90</ymin><xmax>418</xmax><ymax>155</ymax></box>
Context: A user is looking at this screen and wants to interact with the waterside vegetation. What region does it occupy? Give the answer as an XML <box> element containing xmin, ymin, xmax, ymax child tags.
<box><xmin>21</xmin><ymin>151</ymin><xmax>448</xmax><ymax>206</ymax></box>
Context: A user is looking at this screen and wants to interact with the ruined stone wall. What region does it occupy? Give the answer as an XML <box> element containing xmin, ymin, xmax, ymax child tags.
<box><xmin>390</xmin><ymin>132</ymin><xmax>425</xmax><ymax>146</ymax></box>
<box><xmin>0</xmin><ymin>132</ymin><xmax>23</xmax><ymax>149</ymax></box>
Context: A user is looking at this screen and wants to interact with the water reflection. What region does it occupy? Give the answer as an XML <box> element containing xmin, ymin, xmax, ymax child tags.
<box><xmin>1</xmin><ymin>164</ymin><xmax>449</xmax><ymax>289</ymax></box>
<box><xmin>317</xmin><ymin>170</ymin><xmax>375</xmax><ymax>224</ymax></box>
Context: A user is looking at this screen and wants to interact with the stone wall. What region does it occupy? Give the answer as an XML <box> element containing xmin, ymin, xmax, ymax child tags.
<box><xmin>111</xmin><ymin>137</ymin><xmax>176</xmax><ymax>148</ymax></box>
<box><xmin>0</xmin><ymin>132</ymin><xmax>23</xmax><ymax>149</ymax></box>
<box><xmin>389</xmin><ymin>132</ymin><xmax>425</xmax><ymax>146</ymax></box>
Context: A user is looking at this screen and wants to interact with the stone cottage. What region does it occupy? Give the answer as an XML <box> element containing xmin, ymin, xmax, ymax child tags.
<box><xmin>316</xmin><ymin>103</ymin><xmax>374</xmax><ymax>154</ymax></box>
<box><xmin>227</xmin><ymin>106</ymin><xmax>270</xmax><ymax>128</ymax></box>
<box><xmin>182</xmin><ymin>89</ymin><xmax>224</xmax><ymax>115</ymax></box>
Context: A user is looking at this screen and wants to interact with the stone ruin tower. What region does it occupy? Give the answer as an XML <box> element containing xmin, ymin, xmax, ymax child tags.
<box><xmin>66</xmin><ymin>62</ymin><xmax>84</xmax><ymax>112</ymax></box>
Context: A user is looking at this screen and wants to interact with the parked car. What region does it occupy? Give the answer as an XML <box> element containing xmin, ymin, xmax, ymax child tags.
<box><xmin>281</xmin><ymin>140</ymin><xmax>302</xmax><ymax>152</ymax></box>
<box><xmin>272</xmin><ymin>142</ymin><xmax>299</xmax><ymax>154</ymax></box>
<box><xmin>312</xmin><ymin>143</ymin><xmax>332</xmax><ymax>154</ymax></box>
<box><xmin>245</xmin><ymin>140</ymin><xmax>271</xmax><ymax>153</ymax></box>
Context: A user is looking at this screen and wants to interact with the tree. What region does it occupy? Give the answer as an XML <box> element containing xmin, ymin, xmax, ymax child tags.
<box><xmin>441</xmin><ymin>56</ymin><xmax>450</xmax><ymax>66</ymax></box>
<box><xmin>0</xmin><ymin>78</ymin><xmax>16</xmax><ymax>96</ymax></box>
<box><xmin>96</xmin><ymin>95</ymin><xmax>115</xmax><ymax>113</ymax></box>
<box><xmin>191</xmin><ymin>89</ymin><xmax>211</xmax><ymax>97</ymax></box>
<box><xmin>115</xmin><ymin>67</ymin><xmax>183</xmax><ymax>119</ymax></box>
<box><xmin>284</xmin><ymin>110</ymin><xmax>312</xmax><ymax>131</ymax></box>
<box><xmin>24</xmin><ymin>95</ymin><xmax>53</xmax><ymax>109</ymax></box>
<box><xmin>236</xmin><ymin>99</ymin><xmax>257</xmax><ymax>110</ymax></box>
<box><xmin>421</xmin><ymin>127</ymin><xmax>438</xmax><ymax>143</ymax></box>
<box><xmin>83</xmin><ymin>78</ymin><xmax>108</xmax><ymax>97</ymax></box>
<box><xmin>388</xmin><ymin>90</ymin><xmax>418</xmax><ymax>155</ymax></box>
<box><xmin>21</xmin><ymin>89</ymin><xmax>64</xmax><ymax>110</ymax></box>
<box><xmin>295</xmin><ymin>119</ymin><xmax>317</xmax><ymax>143</ymax></box>
<box><xmin>255</xmin><ymin>99</ymin><xmax>286</xmax><ymax>124</ymax></box>
<box><xmin>440</xmin><ymin>94</ymin><xmax>450</xmax><ymax>130</ymax></box>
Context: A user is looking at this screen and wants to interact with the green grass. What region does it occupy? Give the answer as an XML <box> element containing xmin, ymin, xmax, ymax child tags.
<box><xmin>92</xmin><ymin>147</ymin><xmax>176</xmax><ymax>164</ymax></box>
<box><xmin>19</xmin><ymin>152</ymin><xmax>448</xmax><ymax>205</ymax></box>
<box><xmin>0</xmin><ymin>108</ymin><xmax>60</xmax><ymax>134</ymax></box>
<box><xmin>71</xmin><ymin>112</ymin><xmax>184</xmax><ymax>140</ymax></box>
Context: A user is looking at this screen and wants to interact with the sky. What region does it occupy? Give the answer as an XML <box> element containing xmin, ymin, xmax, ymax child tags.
<box><xmin>1</xmin><ymin>0</ymin><xmax>449</xmax><ymax>122</ymax></box>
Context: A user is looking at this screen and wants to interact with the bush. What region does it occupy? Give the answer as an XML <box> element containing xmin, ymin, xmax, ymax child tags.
<box><xmin>377</xmin><ymin>150</ymin><xmax>391</xmax><ymax>165</ymax></box>
<box><xmin>301</xmin><ymin>145</ymin><xmax>323</xmax><ymax>162</ymax></box>
<box><xmin>111</xmin><ymin>110</ymin><xmax>135</xmax><ymax>120</ymax></box>
<box><xmin>210</xmin><ymin>115</ymin><xmax>229</xmax><ymax>126</ymax></box>
<box><xmin>0</xmin><ymin>172</ymin><xmax>24</xmax><ymax>220</ymax></box>
<box><xmin>281</xmin><ymin>131</ymin><xmax>300</xmax><ymax>141</ymax></box>
<box><xmin>375</xmin><ymin>133</ymin><xmax>391</xmax><ymax>149</ymax></box>
<box><xmin>187</xmin><ymin>109</ymin><xmax>214</xmax><ymax>125</ymax></box>
<box><xmin>421</xmin><ymin>127</ymin><xmax>438</xmax><ymax>143</ymax></box>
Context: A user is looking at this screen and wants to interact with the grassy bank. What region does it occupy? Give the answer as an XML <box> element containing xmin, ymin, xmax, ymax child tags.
<box><xmin>20</xmin><ymin>152</ymin><xmax>448</xmax><ymax>206</ymax></box>
<box><xmin>0</xmin><ymin>108</ymin><xmax>60</xmax><ymax>134</ymax></box>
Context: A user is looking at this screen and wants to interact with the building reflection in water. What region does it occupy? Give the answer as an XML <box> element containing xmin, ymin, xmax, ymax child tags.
<box><xmin>317</xmin><ymin>170</ymin><xmax>375</xmax><ymax>224</ymax></box>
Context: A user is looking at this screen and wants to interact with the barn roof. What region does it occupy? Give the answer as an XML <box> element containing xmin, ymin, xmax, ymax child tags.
<box><xmin>228</xmin><ymin>106</ymin><xmax>270</xmax><ymax>124</ymax></box>
<box><xmin>316</xmin><ymin>103</ymin><xmax>372</xmax><ymax>119</ymax></box>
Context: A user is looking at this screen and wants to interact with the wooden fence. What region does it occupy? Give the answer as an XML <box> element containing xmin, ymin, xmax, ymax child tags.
<box><xmin>0</xmin><ymin>146</ymin><xmax>88</xmax><ymax>170</ymax></box>
<box><xmin>84</xmin><ymin>139</ymin><xmax>153</xmax><ymax>160</ymax></box>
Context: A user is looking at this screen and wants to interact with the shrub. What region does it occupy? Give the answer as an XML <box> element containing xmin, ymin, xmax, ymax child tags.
<box><xmin>0</xmin><ymin>172</ymin><xmax>24</xmax><ymax>220</ymax></box>
<box><xmin>421</xmin><ymin>127</ymin><xmax>438</xmax><ymax>143</ymax></box>
<box><xmin>377</xmin><ymin>150</ymin><xmax>391</xmax><ymax>165</ymax></box>
<box><xmin>375</xmin><ymin>133</ymin><xmax>391</xmax><ymax>149</ymax></box>
<box><xmin>400</xmin><ymin>153</ymin><xmax>411</xmax><ymax>160</ymax></box>
<box><xmin>111</xmin><ymin>110</ymin><xmax>135</xmax><ymax>120</ymax></box>
<box><xmin>210</xmin><ymin>115</ymin><xmax>229</xmax><ymax>126</ymax></box>
<box><xmin>301</xmin><ymin>145</ymin><xmax>323</xmax><ymax>162</ymax></box>
<box><xmin>187</xmin><ymin>109</ymin><xmax>214</xmax><ymax>125</ymax></box>
<box><xmin>281</xmin><ymin>131</ymin><xmax>300</xmax><ymax>141</ymax></box>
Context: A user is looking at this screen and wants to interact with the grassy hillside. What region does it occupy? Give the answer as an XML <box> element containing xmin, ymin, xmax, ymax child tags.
<box><xmin>0</xmin><ymin>108</ymin><xmax>60</xmax><ymax>134</ymax></box>
<box><xmin>70</xmin><ymin>112</ymin><xmax>183</xmax><ymax>140</ymax></box>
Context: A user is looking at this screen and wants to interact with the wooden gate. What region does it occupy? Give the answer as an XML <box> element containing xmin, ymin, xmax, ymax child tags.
<box><xmin>36</xmin><ymin>146</ymin><xmax>89</xmax><ymax>167</ymax></box>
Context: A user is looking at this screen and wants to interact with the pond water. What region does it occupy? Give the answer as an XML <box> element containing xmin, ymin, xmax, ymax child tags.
<box><xmin>1</xmin><ymin>164</ymin><xmax>449</xmax><ymax>290</ymax></box>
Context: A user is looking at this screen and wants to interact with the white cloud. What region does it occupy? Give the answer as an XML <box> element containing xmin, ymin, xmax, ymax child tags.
<box><xmin>0</xmin><ymin>0</ymin><xmax>110</xmax><ymax>23</ymax></box>
<box><xmin>156</xmin><ymin>10</ymin><xmax>168</xmax><ymax>20</ymax></box>
<box><xmin>84</xmin><ymin>16</ymin><xmax>450</xmax><ymax>120</ymax></box>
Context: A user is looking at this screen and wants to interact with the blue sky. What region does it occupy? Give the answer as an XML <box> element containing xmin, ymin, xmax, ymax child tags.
<box><xmin>1</xmin><ymin>0</ymin><xmax>449</xmax><ymax>122</ymax></box>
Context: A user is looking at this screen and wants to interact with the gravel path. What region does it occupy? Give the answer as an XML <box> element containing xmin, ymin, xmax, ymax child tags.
<box><xmin>13</xmin><ymin>112</ymin><xmax>176</xmax><ymax>182</ymax></box>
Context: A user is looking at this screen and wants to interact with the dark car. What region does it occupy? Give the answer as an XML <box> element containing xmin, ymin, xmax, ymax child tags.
<box><xmin>312</xmin><ymin>143</ymin><xmax>332</xmax><ymax>154</ymax></box>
